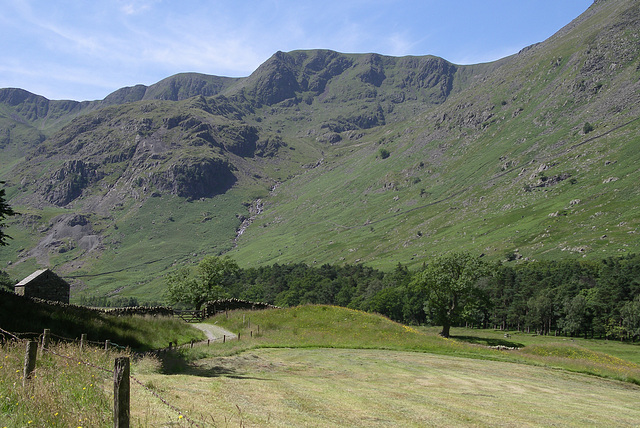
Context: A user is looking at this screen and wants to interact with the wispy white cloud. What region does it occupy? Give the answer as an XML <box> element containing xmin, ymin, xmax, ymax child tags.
<box><xmin>0</xmin><ymin>59</ymin><xmax>125</xmax><ymax>100</ymax></box>
<box><xmin>0</xmin><ymin>0</ymin><xmax>593</xmax><ymax>100</ymax></box>
<box><xmin>385</xmin><ymin>32</ymin><xmax>415</xmax><ymax>57</ymax></box>
<box><xmin>118</xmin><ymin>0</ymin><xmax>157</xmax><ymax>15</ymax></box>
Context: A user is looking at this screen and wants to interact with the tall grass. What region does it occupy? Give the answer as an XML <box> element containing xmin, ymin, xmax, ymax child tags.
<box><xmin>208</xmin><ymin>305</ymin><xmax>482</xmax><ymax>355</ymax></box>
<box><xmin>0</xmin><ymin>291</ymin><xmax>205</xmax><ymax>351</ymax></box>
<box><xmin>0</xmin><ymin>338</ymin><xmax>211</xmax><ymax>427</ymax></box>
<box><xmin>0</xmin><ymin>341</ymin><xmax>124</xmax><ymax>427</ymax></box>
<box><xmin>519</xmin><ymin>344</ymin><xmax>640</xmax><ymax>385</ymax></box>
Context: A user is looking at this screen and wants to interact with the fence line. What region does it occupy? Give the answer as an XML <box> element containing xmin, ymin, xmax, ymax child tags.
<box><xmin>0</xmin><ymin>326</ymin><xmax>21</xmax><ymax>341</ymax></box>
<box><xmin>4</xmin><ymin>327</ymin><xmax>206</xmax><ymax>427</ymax></box>
<box><xmin>0</xmin><ymin>327</ymin><xmax>41</xmax><ymax>341</ymax></box>
<box><xmin>44</xmin><ymin>344</ymin><xmax>204</xmax><ymax>427</ymax></box>
<box><xmin>43</xmin><ymin>345</ymin><xmax>114</xmax><ymax>374</ymax></box>
<box><xmin>48</xmin><ymin>331</ymin><xmax>105</xmax><ymax>346</ymax></box>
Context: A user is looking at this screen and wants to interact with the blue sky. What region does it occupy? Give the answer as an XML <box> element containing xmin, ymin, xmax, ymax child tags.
<box><xmin>0</xmin><ymin>0</ymin><xmax>593</xmax><ymax>101</ymax></box>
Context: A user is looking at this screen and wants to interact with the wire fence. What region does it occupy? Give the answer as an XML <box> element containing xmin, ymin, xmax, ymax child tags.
<box><xmin>1</xmin><ymin>326</ymin><xmax>206</xmax><ymax>427</ymax></box>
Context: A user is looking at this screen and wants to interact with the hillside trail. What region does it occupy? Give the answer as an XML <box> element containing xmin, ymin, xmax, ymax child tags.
<box><xmin>192</xmin><ymin>323</ymin><xmax>237</xmax><ymax>341</ymax></box>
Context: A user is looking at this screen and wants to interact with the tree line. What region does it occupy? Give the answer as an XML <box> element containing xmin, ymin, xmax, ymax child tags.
<box><xmin>166</xmin><ymin>252</ymin><xmax>640</xmax><ymax>341</ymax></box>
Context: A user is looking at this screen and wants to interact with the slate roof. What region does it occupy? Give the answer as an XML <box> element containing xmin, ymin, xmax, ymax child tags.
<box><xmin>16</xmin><ymin>269</ymin><xmax>52</xmax><ymax>287</ymax></box>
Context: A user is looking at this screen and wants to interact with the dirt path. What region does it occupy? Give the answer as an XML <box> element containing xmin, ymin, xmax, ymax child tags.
<box><xmin>192</xmin><ymin>323</ymin><xmax>237</xmax><ymax>342</ymax></box>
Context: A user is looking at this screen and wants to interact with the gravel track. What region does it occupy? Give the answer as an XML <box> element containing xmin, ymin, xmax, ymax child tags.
<box><xmin>192</xmin><ymin>323</ymin><xmax>237</xmax><ymax>342</ymax></box>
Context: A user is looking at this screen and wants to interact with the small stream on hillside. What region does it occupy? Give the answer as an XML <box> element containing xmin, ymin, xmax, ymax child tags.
<box><xmin>233</xmin><ymin>182</ymin><xmax>280</xmax><ymax>247</ymax></box>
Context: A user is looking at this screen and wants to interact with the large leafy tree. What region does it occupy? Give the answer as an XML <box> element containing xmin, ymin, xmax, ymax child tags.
<box><xmin>411</xmin><ymin>252</ymin><xmax>493</xmax><ymax>338</ymax></box>
<box><xmin>0</xmin><ymin>181</ymin><xmax>15</xmax><ymax>247</ymax></box>
<box><xmin>620</xmin><ymin>296</ymin><xmax>640</xmax><ymax>341</ymax></box>
<box><xmin>165</xmin><ymin>255</ymin><xmax>240</xmax><ymax>309</ymax></box>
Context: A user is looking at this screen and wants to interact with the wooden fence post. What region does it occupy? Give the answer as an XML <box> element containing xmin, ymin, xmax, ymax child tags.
<box><xmin>223</xmin><ymin>335</ymin><xmax>226</xmax><ymax>343</ymax></box>
<box><xmin>113</xmin><ymin>357</ymin><xmax>130</xmax><ymax>428</ymax></box>
<box><xmin>105</xmin><ymin>339</ymin><xmax>110</xmax><ymax>350</ymax></box>
<box><xmin>23</xmin><ymin>340</ymin><xmax>38</xmax><ymax>387</ymax></box>
<box><xmin>41</xmin><ymin>329</ymin><xmax>50</xmax><ymax>350</ymax></box>
<box><xmin>80</xmin><ymin>334</ymin><xmax>87</xmax><ymax>351</ymax></box>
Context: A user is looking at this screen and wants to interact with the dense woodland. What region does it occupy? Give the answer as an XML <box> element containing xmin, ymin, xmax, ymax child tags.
<box><xmin>3</xmin><ymin>254</ymin><xmax>639</xmax><ymax>341</ymax></box>
<box><xmin>219</xmin><ymin>254</ymin><xmax>640</xmax><ymax>341</ymax></box>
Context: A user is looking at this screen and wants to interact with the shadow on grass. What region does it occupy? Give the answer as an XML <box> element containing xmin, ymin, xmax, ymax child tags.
<box><xmin>452</xmin><ymin>335</ymin><xmax>525</xmax><ymax>348</ymax></box>
<box><xmin>154</xmin><ymin>350</ymin><xmax>271</xmax><ymax>380</ymax></box>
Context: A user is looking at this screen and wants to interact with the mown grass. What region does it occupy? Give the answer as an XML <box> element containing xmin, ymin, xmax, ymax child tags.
<box><xmin>441</xmin><ymin>326</ymin><xmax>640</xmax><ymax>364</ymax></box>
<box><xmin>130</xmin><ymin>305</ymin><xmax>640</xmax><ymax>426</ymax></box>
<box><xmin>200</xmin><ymin>305</ymin><xmax>640</xmax><ymax>386</ymax></box>
<box><xmin>3</xmin><ymin>304</ymin><xmax>640</xmax><ymax>427</ymax></box>
<box><xmin>438</xmin><ymin>326</ymin><xmax>640</xmax><ymax>385</ymax></box>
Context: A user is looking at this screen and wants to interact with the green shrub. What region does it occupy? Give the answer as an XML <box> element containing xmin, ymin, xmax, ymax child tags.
<box><xmin>583</xmin><ymin>122</ymin><xmax>594</xmax><ymax>134</ymax></box>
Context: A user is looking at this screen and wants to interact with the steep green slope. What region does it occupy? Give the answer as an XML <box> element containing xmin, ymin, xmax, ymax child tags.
<box><xmin>0</xmin><ymin>49</ymin><xmax>500</xmax><ymax>299</ymax></box>
<box><xmin>0</xmin><ymin>93</ymin><xmax>314</xmax><ymax>299</ymax></box>
<box><xmin>1</xmin><ymin>0</ymin><xmax>638</xmax><ymax>301</ymax></box>
<box><xmin>231</xmin><ymin>0</ymin><xmax>640</xmax><ymax>268</ymax></box>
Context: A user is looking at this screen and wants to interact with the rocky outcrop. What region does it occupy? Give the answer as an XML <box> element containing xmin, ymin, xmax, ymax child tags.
<box><xmin>0</xmin><ymin>88</ymin><xmax>90</xmax><ymax>127</ymax></box>
<box><xmin>151</xmin><ymin>156</ymin><xmax>236</xmax><ymax>200</ymax></box>
<box><xmin>220</xmin><ymin>124</ymin><xmax>259</xmax><ymax>157</ymax></box>
<box><xmin>142</xmin><ymin>73</ymin><xmax>238</xmax><ymax>101</ymax></box>
<box><xmin>255</xmin><ymin>136</ymin><xmax>286</xmax><ymax>157</ymax></box>
<box><xmin>245</xmin><ymin>51</ymin><xmax>302</xmax><ymax>105</ymax></box>
<box><xmin>357</xmin><ymin>54</ymin><xmax>386</xmax><ymax>87</ymax></box>
<box><xmin>235</xmin><ymin>50</ymin><xmax>461</xmax><ymax>110</ymax></box>
<box><xmin>43</xmin><ymin>160</ymin><xmax>105</xmax><ymax>206</ymax></box>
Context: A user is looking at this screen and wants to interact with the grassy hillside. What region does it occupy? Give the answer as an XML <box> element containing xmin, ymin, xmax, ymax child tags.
<box><xmin>231</xmin><ymin>0</ymin><xmax>640</xmax><ymax>268</ymax></box>
<box><xmin>207</xmin><ymin>305</ymin><xmax>640</xmax><ymax>384</ymax></box>
<box><xmin>1</xmin><ymin>0</ymin><xmax>639</xmax><ymax>303</ymax></box>
<box><xmin>0</xmin><ymin>290</ymin><xmax>203</xmax><ymax>350</ymax></box>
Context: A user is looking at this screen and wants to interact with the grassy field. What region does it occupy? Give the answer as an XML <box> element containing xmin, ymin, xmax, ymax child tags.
<box><xmin>3</xmin><ymin>305</ymin><xmax>640</xmax><ymax>426</ymax></box>
<box><xmin>0</xmin><ymin>341</ymin><xmax>123</xmax><ymax>427</ymax></box>
<box><xmin>437</xmin><ymin>326</ymin><xmax>640</xmax><ymax>365</ymax></box>
<box><xmin>207</xmin><ymin>306</ymin><xmax>640</xmax><ymax>385</ymax></box>
<box><xmin>127</xmin><ymin>306</ymin><xmax>640</xmax><ymax>426</ymax></box>
<box><xmin>133</xmin><ymin>348</ymin><xmax>640</xmax><ymax>427</ymax></box>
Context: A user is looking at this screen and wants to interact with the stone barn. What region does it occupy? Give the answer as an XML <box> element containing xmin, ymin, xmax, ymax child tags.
<box><xmin>14</xmin><ymin>269</ymin><xmax>70</xmax><ymax>304</ymax></box>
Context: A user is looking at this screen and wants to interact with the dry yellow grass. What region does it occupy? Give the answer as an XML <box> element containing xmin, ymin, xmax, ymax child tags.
<box><xmin>131</xmin><ymin>347</ymin><xmax>640</xmax><ymax>427</ymax></box>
